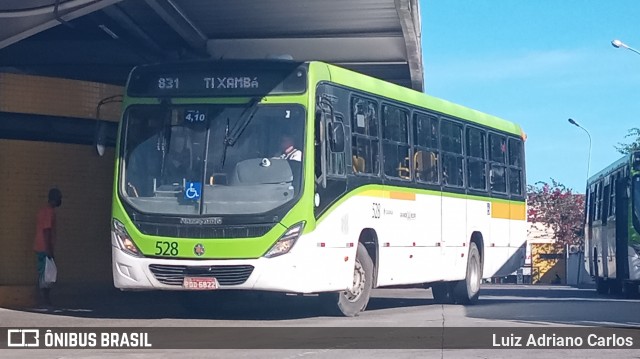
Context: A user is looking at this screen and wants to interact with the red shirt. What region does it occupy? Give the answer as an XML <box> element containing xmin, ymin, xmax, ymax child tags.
<box><xmin>34</xmin><ymin>206</ymin><xmax>56</xmax><ymax>252</ymax></box>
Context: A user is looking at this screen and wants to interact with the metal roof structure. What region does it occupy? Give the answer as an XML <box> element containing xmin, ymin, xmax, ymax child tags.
<box><xmin>0</xmin><ymin>0</ymin><xmax>423</xmax><ymax>91</ymax></box>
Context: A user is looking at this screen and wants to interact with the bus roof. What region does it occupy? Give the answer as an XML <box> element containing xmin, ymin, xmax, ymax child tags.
<box><xmin>587</xmin><ymin>153</ymin><xmax>629</xmax><ymax>184</ymax></box>
<box><xmin>315</xmin><ymin>61</ymin><xmax>524</xmax><ymax>137</ymax></box>
<box><xmin>123</xmin><ymin>59</ymin><xmax>524</xmax><ymax>138</ymax></box>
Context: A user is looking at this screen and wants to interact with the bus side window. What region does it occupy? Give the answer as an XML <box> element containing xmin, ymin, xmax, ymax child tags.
<box><xmin>351</xmin><ymin>96</ymin><xmax>379</xmax><ymax>176</ymax></box>
<box><xmin>594</xmin><ymin>182</ymin><xmax>603</xmax><ymax>221</ymax></box>
<box><xmin>466</xmin><ymin>126</ymin><xmax>487</xmax><ymax>191</ymax></box>
<box><xmin>329</xmin><ymin>114</ymin><xmax>346</xmax><ymax>176</ymax></box>
<box><xmin>609</xmin><ymin>174</ymin><xmax>617</xmax><ymax>217</ymax></box>
<box><xmin>413</xmin><ymin>113</ymin><xmax>439</xmax><ymax>184</ymax></box>
<box><xmin>488</xmin><ymin>133</ymin><xmax>507</xmax><ymax>194</ymax></box>
<box><xmin>588</xmin><ymin>185</ymin><xmax>596</xmax><ymax>225</ymax></box>
<box><xmin>602</xmin><ymin>183</ymin><xmax>610</xmax><ymax>224</ymax></box>
<box><xmin>440</xmin><ymin>119</ymin><xmax>464</xmax><ymax>188</ymax></box>
<box><xmin>507</xmin><ymin>138</ymin><xmax>524</xmax><ymax>196</ymax></box>
<box><xmin>381</xmin><ymin>104</ymin><xmax>410</xmax><ymax>180</ymax></box>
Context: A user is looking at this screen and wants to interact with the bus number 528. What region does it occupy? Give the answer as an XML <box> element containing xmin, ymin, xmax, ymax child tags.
<box><xmin>155</xmin><ymin>241</ymin><xmax>178</xmax><ymax>256</ymax></box>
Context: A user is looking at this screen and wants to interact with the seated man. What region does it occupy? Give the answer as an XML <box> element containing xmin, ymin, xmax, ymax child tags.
<box><xmin>276</xmin><ymin>134</ymin><xmax>302</xmax><ymax>162</ymax></box>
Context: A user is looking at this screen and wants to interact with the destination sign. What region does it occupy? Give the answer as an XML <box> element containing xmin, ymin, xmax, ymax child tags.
<box><xmin>127</xmin><ymin>61</ymin><xmax>307</xmax><ymax>97</ymax></box>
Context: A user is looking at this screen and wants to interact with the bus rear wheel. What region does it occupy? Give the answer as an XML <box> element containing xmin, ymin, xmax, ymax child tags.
<box><xmin>453</xmin><ymin>242</ymin><xmax>481</xmax><ymax>304</ymax></box>
<box><xmin>609</xmin><ymin>279</ymin><xmax>623</xmax><ymax>295</ymax></box>
<box><xmin>624</xmin><ymin>282</ymin><xmax>639</xmax><ymax>298</ymax></box>
<box><xmin>322</xmin><ymin>243</ymin><xmax>374</xmax><ymax>317</ymax></box>
<box><xmin>595</xmin><ymin>278</ymin><xmax>608</xmax><ymax>294</ymax></box>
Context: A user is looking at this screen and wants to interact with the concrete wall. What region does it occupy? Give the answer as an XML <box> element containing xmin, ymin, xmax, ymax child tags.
<box><xmin>0</xmin><ymin>140</ymin><xmax>116</xmax><ymax>285</ymax></box>
<box><xmin>0</xmin><ymin>73</ymin><xmax>122</xmax><ymax>121</ymax></box>
<box><xmin>0</xmin><ymin>73</ymin><xmax>122</xmax><ymax>295</ymax></box>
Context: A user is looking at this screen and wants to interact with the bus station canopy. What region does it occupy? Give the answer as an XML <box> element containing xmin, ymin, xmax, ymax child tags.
<box><xmin>0</xmin><ymin>0</ymin><xmax>423</xmax><ymax>91</ymax></box>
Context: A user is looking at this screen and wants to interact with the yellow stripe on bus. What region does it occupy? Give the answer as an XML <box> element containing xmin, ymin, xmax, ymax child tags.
<box><xmin>509</xmin><ymin>202</ymin><xmax>527</xmax><ymax>220</ymax></box>
<box><xmin>360</xmin><ymin>190</ymin><xmax>388</xmax><ymax>198</ymax></box>
<box><xmin>491</xmin><ymin>202</ymin><xmax>511</xmax><ymax>219</ymax></box>
<box><xmin>360</xmin><ymin>190</ymin><xmax>416</xmax><ymax>201</ymax></box>
<box><xmin>390</xmin><ymin>191</ymin><xmax>416</xmax><ymax>201</ymax></box>
<box><xmin>358</xmin><ymin>189</ymin><xmax>525</xmax><ymax>219</ymax></box>
<box><xmin>491</xmin><ymin>202</ymin><xmax>526</xmax><ymax>220</ymax></box>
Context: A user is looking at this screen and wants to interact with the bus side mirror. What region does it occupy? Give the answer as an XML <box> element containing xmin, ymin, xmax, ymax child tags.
<box><xmin>328</xmin><ymin>122</ymin><xmax>345</xmax><ymax>152</ymax></box>
<box><xmin>93</xmin><ymin>120</ymin><xmax>117</xmax><ymax>157</ymax></box>
<box><xmin>94</xmin><ymin>94</ymin><xmax>123</xmax><ymax>157</ymax></box>
<box><xmin>94</xmin><ymin>121</ymin><xmax>108</xmax><ymax>157</ymax></box>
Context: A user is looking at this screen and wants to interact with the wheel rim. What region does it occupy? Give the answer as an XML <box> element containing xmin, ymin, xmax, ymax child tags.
<box><xmin>344</xmin><ymin>260</ymin><xmax>365</xmax><ymax>302</ymax></box>
<box><xmin>469</xmin><ymin>255</ymin><xmax>480</xmax><ymax>294</ymax></box>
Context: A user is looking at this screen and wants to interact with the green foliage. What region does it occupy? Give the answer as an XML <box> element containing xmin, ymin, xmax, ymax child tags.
<box><xmin>615</xmin><ymin>128</ymin><xmax>640</xmax><ymax>155</ymax></box>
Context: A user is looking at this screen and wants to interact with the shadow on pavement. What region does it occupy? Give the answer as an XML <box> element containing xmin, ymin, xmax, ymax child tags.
<box><xmin>463</xmin><ymin>285</ymin><xmax>640</xmax><ymax>327</ymax></box>
<box><xmin>15</xmin><ymin>286</ymin><xmax>434</xmax><ymax>321</ymax></box>
<box><xmin>11</xmin><ymin>284</ymin><xmax>639</xmax><ymax>324</ymax></box>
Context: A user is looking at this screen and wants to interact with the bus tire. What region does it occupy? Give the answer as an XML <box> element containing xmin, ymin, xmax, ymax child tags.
<box><xmin>431</xmin><ymin>282</ymin><xmax>455</xmax><ymax>303</ymax></box>
<box><xmin>323</xmin><ymin>243</ymin><xmax>374</xmax><ymax>317</ymax></box>
<box><xmin>609</xmin><ymin>279</ymin><xmax>623</xmax><ymax>295</ymax></box>
<box><xmin>453</xmin><ymin>242</ymin><xmax>481</xmax><ymax>304</ymax></box>
<box><xmin>593</xmin><ymin>249</ymin><xmax>608</xmax><ymax>294</ymax></box>
<box><xmin>595</xmin><ymin>278</ymin><xmax>608</xmax><ymax>294</ymax></box>
<box><xmin>623</xmin><ymin>282</ymin><xmax>639</xmax><ymax>298</ymax></box>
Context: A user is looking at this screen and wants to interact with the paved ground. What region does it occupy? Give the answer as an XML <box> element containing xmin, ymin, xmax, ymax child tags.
<box><xmin>0</xmin><ymin>284</ymin><xmax>638</xmax><ymax>358</ymax></box>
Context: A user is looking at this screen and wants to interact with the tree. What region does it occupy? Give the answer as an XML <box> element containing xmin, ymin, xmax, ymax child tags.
<box><xmin>614</xmin><ymin>128</ymin><xmax>640</xmax><ymax>154</ymax></box>
<box><xmin>527</xmin><ymin>179</ymin><xmax>585</xmax><ymax>250</ymax></box>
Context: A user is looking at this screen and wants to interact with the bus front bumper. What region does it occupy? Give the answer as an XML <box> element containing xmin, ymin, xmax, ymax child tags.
<box><xmin>111</xmin><ymin>244</ymin><xmax>355</xmax><ymax>294</ymax></box>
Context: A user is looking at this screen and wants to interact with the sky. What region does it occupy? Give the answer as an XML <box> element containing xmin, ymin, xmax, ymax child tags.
<box><xmin>420</xmin><ymin>0</ymin><xmax>640</xmax><ymax>193</ymax></box>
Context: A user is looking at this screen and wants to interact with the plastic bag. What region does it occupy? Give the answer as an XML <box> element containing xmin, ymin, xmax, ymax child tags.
<box><xmin>42</xmin><ymin>257</ymin><xmax>57</xmax><ymax>287</ymax></box>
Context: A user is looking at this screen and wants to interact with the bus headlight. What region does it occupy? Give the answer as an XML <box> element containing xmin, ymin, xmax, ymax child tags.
<box><xmin>112</xmin><ymin>219</ymin><xmax>142</xmax><ymax>257</ymax></box>
<box><xmin>264</xmin><ymin>222</ymin><xmax>305</xmax><ymax>258</ymax></box>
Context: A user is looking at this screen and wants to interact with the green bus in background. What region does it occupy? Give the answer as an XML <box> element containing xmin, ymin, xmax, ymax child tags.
<box><xmin>584</xmin><ymin>152</ymin><xmax>640</xmax><ymax>296</ymax></box>
<box><xmin>110</xmin><ymin>60</ymin><xmax>528</xmax><ymax>316</ymax></box>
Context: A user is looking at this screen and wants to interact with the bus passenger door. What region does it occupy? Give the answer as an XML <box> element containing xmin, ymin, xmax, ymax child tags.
<box><xmin>615</xmin><ymin>176</ymin><xmax>629</xmax><ymax>281</ymax></box>
<box><xmin>313</xmin><ymin>86</ymin><xmax>348</xmax><ymax>218</ymax></box>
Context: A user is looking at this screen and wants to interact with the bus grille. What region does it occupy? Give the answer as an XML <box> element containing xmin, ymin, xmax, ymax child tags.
<box><xmin>148</xmin><ymin>264</ymin><xmax>254</xmax><ymax>286</ymax></box>
<box><xmin>134</xmin><ymin>223</ymin><xmax>274</xmax><ymax>239</ymax></box>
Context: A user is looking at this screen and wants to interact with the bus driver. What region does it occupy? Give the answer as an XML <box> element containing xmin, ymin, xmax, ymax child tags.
<box><xmin>277</xmin><ymin>134</ymin><xmax>302</xmax><ymax>162</ymax></box>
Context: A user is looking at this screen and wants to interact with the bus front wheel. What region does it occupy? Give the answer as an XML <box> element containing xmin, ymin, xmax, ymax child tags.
<box><xmin>624</xmin><ymin>282</ymin><xmax>639</xmax><ymax>298</ymax></box>
<box><xmin>431</xmin><ymin>282</ymin><xmax>454</xmax><ymax>304</ymax></box>
<box><xmin>322</xmin><ymin>243</ymin><xmax>374</xmax><ymax>317</ymax></box>
<box><xmin>453</xmin><ymin>242</ymin><xmax>481</xmax><ymax>304</ymax></box>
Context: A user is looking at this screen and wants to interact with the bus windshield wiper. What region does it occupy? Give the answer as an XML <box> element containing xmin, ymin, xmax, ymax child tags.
<box><xmin>220</xmin><ymin>98</ymin><xmax>260</xmax><ymax>168</ymax></box>
<box><xmin>220</xmin><ymin>117</ymin><xmax>230</xmax><ymax>169</ymax></box>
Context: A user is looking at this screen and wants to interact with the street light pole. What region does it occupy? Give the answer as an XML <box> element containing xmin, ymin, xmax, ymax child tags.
<box><xmin>611</xmin><ymin>39</ymin><xmax>640</xmax><ymax>56</ymax></box>
<box><xmin>568</xmin><ymin>118</ymin><xmax>592</xmax><ymax>181</ymax></box>
<box><xmin>568</xmin><ymin>118</ymin><xmax>592</xmax><ymax>285</ymax></box>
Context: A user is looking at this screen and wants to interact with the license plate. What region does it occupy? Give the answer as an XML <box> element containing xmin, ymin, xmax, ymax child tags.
<box><xmin>183</xmin><ymin>277</ymin><xmax>219</xmax><ymax>290</ymax></box>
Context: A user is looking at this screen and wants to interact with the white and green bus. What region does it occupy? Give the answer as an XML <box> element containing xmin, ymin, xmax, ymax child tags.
<box><xmin>584</xmin><ymin>152</ymin><xmax>640</xmax><ymax>296</ymax></box>
<box><xmin>110</xmin><ymin>60</ymin><xmax>527</xmax><ymax>316</ymax></box>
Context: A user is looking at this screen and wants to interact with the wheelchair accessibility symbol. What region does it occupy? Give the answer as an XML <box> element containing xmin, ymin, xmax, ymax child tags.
<box><xmin>184</xmin><ymin>182</ymin><xmax>201</xmax><ymax>200</ymax></box>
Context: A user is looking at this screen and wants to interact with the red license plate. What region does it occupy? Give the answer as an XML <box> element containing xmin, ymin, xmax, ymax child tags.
<box><xmin>183</xmin><ymin>277</ymin><xmax>219</xmax><ymax>290</ymax></box>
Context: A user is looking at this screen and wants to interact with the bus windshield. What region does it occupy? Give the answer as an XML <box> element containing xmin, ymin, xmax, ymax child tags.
<box><xmin>121</xmin><ymin>103</ymin><xmax>305</xmax><ymax>216</ymax></box>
